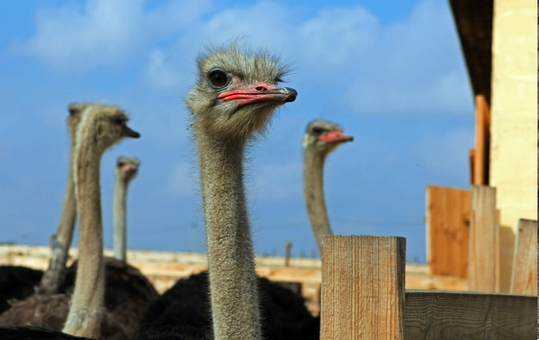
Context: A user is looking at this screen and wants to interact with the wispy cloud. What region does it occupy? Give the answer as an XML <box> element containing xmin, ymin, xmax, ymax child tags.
<box><xmin>14</xmin><ymin>0</ymin><xmax>213</xmax><ymax>72</ymax></box>
<box><xmin>141</xmin><ymin>0</ymin><xmax>471</xmax><ymax>116</ymax></box>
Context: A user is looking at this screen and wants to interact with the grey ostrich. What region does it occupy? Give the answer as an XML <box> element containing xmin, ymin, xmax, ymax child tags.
<box><xmin>188</xmin><ymin>42</ymin><xmax>297</xmax><ymax>340</ymax></box>
<box><xmin>136</xmin><ymin>42</ymin><xmax>318</xmax><ymax>340</ymax></box>
<box><xmin>113</xmin><ymin>157</ymin><xmax>140</xmax><ymax>261</ymax></box>
<box><xmin>0</xmin><ymin>104</ymin><xmax>140</xmax><ymax>340</ymax></box>
<box><xmin>303</xmin><ymin>120</ymin><xmax>353</xmax><ymax>254</ymax></box>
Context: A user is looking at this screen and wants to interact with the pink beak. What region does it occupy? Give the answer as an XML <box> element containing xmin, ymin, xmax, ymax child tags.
<box><xmin>120</xmin><ymin>165</ymin><xmax>137</xmax><ymax>172</ymax></box>
<box><xmin>318</xmin><ymin>131</ymin><xmax>353</xmax><ymax>143</ymax></box>
<box><xmin>217</xmin><ymin>82</ymin><xmax>297</xmax><ymax>107</ymax></box>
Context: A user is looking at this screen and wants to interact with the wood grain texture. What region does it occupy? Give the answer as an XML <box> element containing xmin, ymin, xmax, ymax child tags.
<box><xmin>404</xmin><ymin>290</ymin><xmax>537</xmax><ymax>340</ymax></box>
<box><xmin>510</xmin><ymin>219</ymin><xmax>538</xmax><ymax>295</ymax></box>
<box><xmin>426</xmin><ymin>185</ymin><xmax>471</xmax><ymax>278</ymax></box>
<box><xmin>320</xmin><ymin>235</ymin><xmax>406</xmax><ymax>340</ymax></box>
<box><xmin>473</xmin><ymin>94</ymin><xmax>490</xmax><ymax>186</ymax></box>
<box><xmin>468</xmin><ymin>186</ymin><xmax>499</xmax><ymax>292</ymax></box>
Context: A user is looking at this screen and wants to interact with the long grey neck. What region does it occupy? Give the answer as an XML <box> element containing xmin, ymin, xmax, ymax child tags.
<box><xmin>196</xmin><ymin>134</ymin><xmax>261</xmax><ymax>340</ymax></box>
<box><xmin>304</xmin><ymin>148</ymin><xmax>333</xmax><ymax>254</ymax></box>
<box><xmin>37</xmin><ymin>144</ymin><xmax>77</xmax><ymax>294</ymax></box>
<box><xmin>63</xmin><ymin>150</ymin><xmax>105</xmax><ymax>339</ymax></box>
<box><xmin>113</xmin><ymin>175</ymin><xmax>129</xmax><ymax>261</ymax></box>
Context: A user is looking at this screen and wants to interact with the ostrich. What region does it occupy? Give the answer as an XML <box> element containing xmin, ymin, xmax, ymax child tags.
<box><xmin>303</xmin><ymin>120</ymin><xmax>353</xmax><ymax>254</ymax></box>
<box><xmin>37</xmin><ymin>103</ymin><xmax>85</xmax><ymax>295</ymax></box>
<box><xmin>0</xmin><ymin>104</ymin><xmax>140</xmax><ymax>340</ymax></box>
<box><xmin>136</xmin><ymin>42</ymin><xmax>303</xmax><ymax>340</ymax></box>
<box><xmin>112</xmin><ymin>156</ymin><xmax>140</xmax><ymax>261</ymax></box>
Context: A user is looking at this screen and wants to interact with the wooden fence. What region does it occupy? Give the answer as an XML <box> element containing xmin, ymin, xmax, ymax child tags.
<box><xmin>320</xmin><ymin>235</ymin><xmax>537</xmax><ymax>340</ymax></box>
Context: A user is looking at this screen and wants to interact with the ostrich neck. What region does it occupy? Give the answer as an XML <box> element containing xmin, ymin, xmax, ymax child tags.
<box><xmin>304</xmin><ymin>149</ymin><xmax>332</xmax><ymax>254</ymax></box>
<box><xmin>62</xmin><ymin>149</ymin><xmax>105</xmax><ymax>339</ymax></box>
<box><xmin>196</xmin><ymin>134</ymin><xmax>261</xmax><ymax>340</ymax></box>
<box><xmin>38</xmin><ymin>143</ymin><xmax>77</xmax><ymax>294</ymax></box>
<box><xmin>113</xmin><ymin>176</ymin><xmax>129</xmax><ymax>261</ymax></box>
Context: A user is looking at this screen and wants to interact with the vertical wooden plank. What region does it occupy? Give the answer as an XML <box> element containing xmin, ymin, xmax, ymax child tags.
<box><xmin>469</xmin><ymin>149</ymin><xmax>475</xmax><ymax>184</ymax></box>
<box><xmin>320</xmin><ymin>235</ymin><xmax>406</xmax><ymax>340</ymax></box>
<box><xmin>468</xmin><ymin>186</ymin><xmax>498</xmax><ymax>292</ymax></box>
<box><xmin>284</xmin><ymin>241</ymin><xmax>292</xmax><ymax>267</ymax></box>
<box><xmin>426</xmin><ymin>185</ymin><xmax>470</xmax><ymax>278</ymax></box>
<box><xmin>510</xmin><ymin>219</ymin><xmax>538</xmax><ymax>295</ymax></box>
<box><xmin>459</xmin><ymin>189</ymin><xmax>471</xmax><ymax>278</ymax></box>
<box><xmin>473</xmin><ymin>94</ymin><xmax>490</xmax><ymax>185</ymax></box>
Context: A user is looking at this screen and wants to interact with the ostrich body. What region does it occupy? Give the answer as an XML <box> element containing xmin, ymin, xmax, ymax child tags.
<box><xmin>0</xmin><ymin>267</ymin><xmax>43</xmax><ymax>315</ymax></box>
<box><xmin>136</xmin><ymin>271</ymin><xmax>320</xmax><ymax>340</ymax></box>
<box><xmin>0</xmin><ymin>104</ymin><xmax>140</xmax><ymax>340</ymax></box>
<box><xmin>113</xmin><ymin>157</ymin><xmax>140</xmax><ymax>261</ymax></box>
<box><xmin>38</xmin><ymin>103</ymin><xmax>85</xmax><ymax>295</ymax></box>
<box><xmin>303</xmin><ymin>120</ymin><xmax>353</xmax><ymax>254</ymax></box>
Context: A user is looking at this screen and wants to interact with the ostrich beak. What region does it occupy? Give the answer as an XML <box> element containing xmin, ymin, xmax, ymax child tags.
<box><xmin>124</xmin><ymin>126</ymin><xmax>141</xmax><ymax>138</ymax></box>
<box><xmin>120</xmin><ymin>164</ymin><xmax>138</xmax><ymax>172</ymax></box>
<box><xmin>218</xmin><ymin>83</ymin><xmax>297</xmax><ymax>106</ymax></box>
<box><xmin>318</xmin><ymin>131</ymin><xmax>353</xmax><ymax>143</ymax></box>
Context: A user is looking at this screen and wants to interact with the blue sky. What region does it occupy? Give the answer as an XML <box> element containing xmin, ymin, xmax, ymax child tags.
<box><xmin>0</xmin><ymin>0</ymin><xmax>473</xmax><ymax>262</ymax></box>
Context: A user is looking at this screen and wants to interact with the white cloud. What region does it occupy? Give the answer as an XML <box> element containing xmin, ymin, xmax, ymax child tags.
<box><xmin>142</xmin><ymin>0</ymin><xmax>472</xmax><ymax>116</ymax></box>
<box><xmin>146</xmin><ymin>49</ymin><xmax>186</xmax><ymax>90</ymax></box>
<box><xmin>15</xmin><ymin>0</ymin><xmax>213</xmax><ymax>72</ymax></box>
<box><xmin>17</xmin><ymin>0</ymin><xmax>145</xmax><ymax>70</ymax></box>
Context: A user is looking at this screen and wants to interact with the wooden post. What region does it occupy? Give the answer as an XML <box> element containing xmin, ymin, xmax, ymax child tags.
<box><xmin>284</xmin><ymin>241</ymin><xmax>292</xmax><ymax>267</ymax></box>
<box><xmin>468</xmin><ymin>186</ymin><xmax>499</xmax><ymax>292</ymax></box>
<box><xmin>510</xmin><ymin>219</ymin><xmax>538</xmax><ymax>295</ymax></box>
<box><xmin>473</xmin><ymin>94</ymin><xmax>490</xmax><ymax>185</ymax></box>
<box><xmin>320</xmin><ymin>235</ymin><xmax>406</xmax><ymax>340</ymax></box>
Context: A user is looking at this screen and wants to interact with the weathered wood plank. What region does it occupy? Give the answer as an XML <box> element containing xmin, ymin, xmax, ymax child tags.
<box><xmin>404</xmin><ymin>290</ymin><xmax>536</xmax><ymax>340</ymax></box>
<box><xmin>510</xmin><ymin>219</ymin><xmax>538</xmax><ymax>295</ymax></box>
<box><xmin>320</xmin><ymin>235</ymin><xmax>406</xmax><ymax>340</ymax></box>
<box><xmin>469</xmin><ymin>185</ymin><xmax>499</xmax><ymax>292</ymax></box>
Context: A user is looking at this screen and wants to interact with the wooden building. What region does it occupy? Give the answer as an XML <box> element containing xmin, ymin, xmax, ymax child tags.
<box><xmin>427</xmin><ymin>0</ymin><xmax>537</xmax><ymax>293</ymax></box>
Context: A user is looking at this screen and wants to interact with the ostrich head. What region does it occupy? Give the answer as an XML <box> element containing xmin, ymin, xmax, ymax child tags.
<box><xmin>116</xmin><ymin>156</ymin><xmax>140</xmax><ymax>182</ymax></box>
<box><xmin>186</xmin><ymin>42</ymin><xmax>297</xmax><ymax>142</ymax></box>
<box><xmin>67</xmin><ymin>103</ymin><xmax>87</xmax><ymax>138</ymax></box>
<box><xmin>75</xmin><ymin>105</ymin><xmax>140</xmax><ymax>157</ymax></box>
<box><xmin>303</xmin><ymin>120</ymin><xmax>353</xmax><ymax>156</ymax></box>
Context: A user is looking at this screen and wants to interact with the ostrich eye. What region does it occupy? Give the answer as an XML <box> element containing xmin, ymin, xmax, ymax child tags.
<box><xmin>118</xmin><ymin>162</ymin><xmax>125</xmax><ymax>167</ymax></box>
<box><xmin>208</xmin><ymin>69</ymin><xmax>229</xmax><ymax>88</ymax></box>
<box><xmin>113</xmin><ymin>117</ymin><xmax>125</xmax><ymax>125</ymax></box>
<box><xmin>312</xmin><ymin>127</ymin><xmax>324</xmax><ymax>135</ymax></box>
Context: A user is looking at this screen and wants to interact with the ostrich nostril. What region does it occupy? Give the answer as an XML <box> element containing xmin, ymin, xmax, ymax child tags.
<box><xmin>254</xmin><ymin>86</ymin><xmax>268</xmax><ymax>92</ymax></box>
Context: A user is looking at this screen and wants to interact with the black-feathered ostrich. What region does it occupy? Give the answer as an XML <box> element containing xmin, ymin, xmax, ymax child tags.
<box><xmin>303</xmin><ymin>120</ymin><xmax>353</xmax><ymax>254</ymax></box>
<box><xmin>135</xmin><ymin>43</ymin><xmax>319</xmax><ymax>340</ymax></box>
